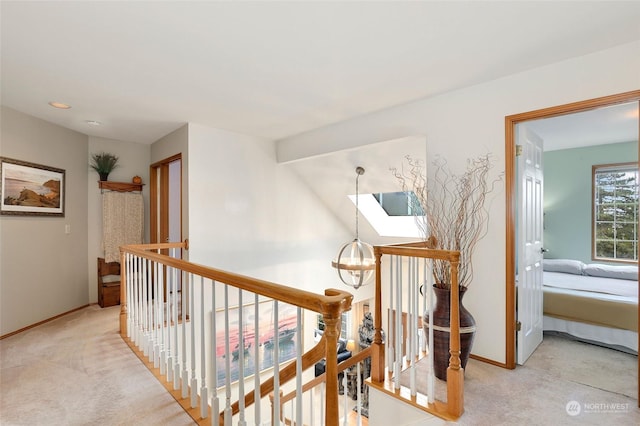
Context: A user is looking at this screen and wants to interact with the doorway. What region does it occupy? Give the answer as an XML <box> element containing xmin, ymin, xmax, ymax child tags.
<box><xmin>505</xmin><ymin>90</ymin><xmax>640</xmax><ymax>399</ymax></box>
<box><xmin>150</xmin><ymin>154</ymin><xmax>183</xmax><ymax>299</ymax></box>
<box><xmin>150</xmin><ymin>153</ymin><xmax>182</xmax><ymax>249</ymax></box>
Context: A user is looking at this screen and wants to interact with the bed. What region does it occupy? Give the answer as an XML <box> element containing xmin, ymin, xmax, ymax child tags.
<box><xmin>542</xmin><ymin>259</ymin><xmax>638</xmax><ymax>354</ymax></box>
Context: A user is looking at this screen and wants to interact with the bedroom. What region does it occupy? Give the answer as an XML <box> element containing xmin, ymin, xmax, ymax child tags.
<box><xmin>515</xmin><ymin>98</ymin><xmax>639</xmax><ymax>390</ymax></box>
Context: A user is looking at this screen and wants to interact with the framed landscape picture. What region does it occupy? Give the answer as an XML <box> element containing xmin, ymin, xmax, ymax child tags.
<box><xmin>0</xmin><ymin>157</ymin><xmax>65</xmax><ymax>216</ymax></box>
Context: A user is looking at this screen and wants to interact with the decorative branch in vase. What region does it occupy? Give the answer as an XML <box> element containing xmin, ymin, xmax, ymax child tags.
<box><xmin>391</xmin><ymin>153</ymin><xmax>502</xmax><ymax>380</ymax></box>
<box><xmin>392</xmin><ymin>153</ymin><xmax>502</xmax><ymax>289</ymax></box>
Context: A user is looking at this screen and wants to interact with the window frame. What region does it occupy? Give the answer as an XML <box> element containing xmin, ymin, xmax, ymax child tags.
<box><xmin>592</xmin><ymin>161</ymin><xmax>639</xmax><ymax>263</ymax></box>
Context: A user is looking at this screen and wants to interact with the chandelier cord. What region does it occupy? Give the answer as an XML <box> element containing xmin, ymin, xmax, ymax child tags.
<box><xmin>354</xmin><ymin>166</ymin><xmax>364</xmax><ymax>241</ymax></box>
<box><xmin>355</xmin><ymin>171</ymin><xmax>359</xmax><ymax>241</ymax></box>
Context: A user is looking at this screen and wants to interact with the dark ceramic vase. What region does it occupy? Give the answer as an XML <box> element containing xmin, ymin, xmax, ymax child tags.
<box><xmin>99</xmin><ymin>172</ymin><xmax>109</xmax><ymax>181</ymax></box>
<box><xmin>423</xmin><ymin>284</ymin><xmax>476</xmax><ymax>381</ymax></box>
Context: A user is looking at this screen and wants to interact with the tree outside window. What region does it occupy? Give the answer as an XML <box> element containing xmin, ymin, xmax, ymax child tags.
<box><xmin>593</xmin><ymin>163</ymin><xmax>639</xmax><ymax>262</ymax></box>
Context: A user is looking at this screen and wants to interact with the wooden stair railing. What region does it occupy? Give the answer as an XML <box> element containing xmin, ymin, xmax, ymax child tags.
<box><xmin>368</xmin><ymin>242</ymin><xmax>464</xmax><ymax>421</ymax></box>
<box><xmin>119</xmin><ymin>240</ymin><xmax>465</xmax><ymax>424</ymax></box>
<box><xmin>119</xmin><ymin>241</ymin><xmax>353</xmax><ymax>426</ymax></box>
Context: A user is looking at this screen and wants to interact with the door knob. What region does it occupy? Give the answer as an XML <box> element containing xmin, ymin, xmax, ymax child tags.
<box><xmin>540</xmin><ymin>247</ymin><xmax>549</xmax><ymax>254</ymax></box>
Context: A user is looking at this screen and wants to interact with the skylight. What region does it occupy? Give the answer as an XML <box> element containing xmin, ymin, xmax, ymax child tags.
<box><xmin>350</xmin><ymin>191</ymin><xmax>424</xmax><ymax>238</ymax></box>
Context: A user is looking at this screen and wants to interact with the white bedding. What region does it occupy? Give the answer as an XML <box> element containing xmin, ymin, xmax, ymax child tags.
<box><xmin>543</xmin><ymin>271</ymin><xmax>638</xmax><ymax>298</ymax></box>
<box><xmin>542</xmin><ymin>269</ymin><xmax>638</xmax><ymax>352</ymax></box>
<box><xmin>543</xmin><ymin>285</ymin><xmax>637</xmax><ymax>305</ymax></box>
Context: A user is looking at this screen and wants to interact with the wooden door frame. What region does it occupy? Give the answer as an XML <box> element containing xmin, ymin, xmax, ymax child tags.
<box><xmin>150</xmin><ymin>153</ymin><xmax>182</xmax><ymax>246</ymax></box>
<box><xmin>504</xmin><ymin>91</ymin><xmax>640</xmax><ymax>390</ymax></box>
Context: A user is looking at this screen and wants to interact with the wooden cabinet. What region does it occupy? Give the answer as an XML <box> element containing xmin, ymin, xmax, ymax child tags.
<box><xmin>98</xmin><ymin>257</ymin><xmax>121</xmax><ymax>308</ymax></box>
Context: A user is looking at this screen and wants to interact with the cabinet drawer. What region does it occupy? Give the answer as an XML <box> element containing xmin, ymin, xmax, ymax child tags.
<box><xmin>100</xmin><ymin>283</ymin><xmax>120</xmax><ymax>308</ymax></box>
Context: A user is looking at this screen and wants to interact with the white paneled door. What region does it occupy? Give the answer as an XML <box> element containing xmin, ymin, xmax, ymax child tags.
<box><xmin>516</xmin><ymin>125</ymin><xmax>544</xmax><ymax>365</ymax></box>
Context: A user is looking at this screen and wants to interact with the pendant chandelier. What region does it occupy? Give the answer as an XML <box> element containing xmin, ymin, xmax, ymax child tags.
<box><xmin>332</xmin><ymin>166</ymin><xmax>375</xmax><ymax>289</ymax></box>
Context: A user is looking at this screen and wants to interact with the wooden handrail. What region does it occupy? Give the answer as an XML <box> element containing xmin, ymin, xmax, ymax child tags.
<box><xmin>120</xmin><ymin>242</ymin><xmax>352</xmax><ymax>317</ymax></box>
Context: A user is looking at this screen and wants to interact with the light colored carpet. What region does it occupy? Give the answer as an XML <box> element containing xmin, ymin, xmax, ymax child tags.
<box><xmin>400</xmin><ymin>334</ymin><xmax>639</xmax><ymax>425</ymax></box>
<box><xmin>0</xmin><ymin>305</ymin><xmax>195</xmax><ymax>426</ymax></box>
<box><xmin>2</xmin><ymin>306</ymin><xmax>638</xmax><ymax>426</ymax></box>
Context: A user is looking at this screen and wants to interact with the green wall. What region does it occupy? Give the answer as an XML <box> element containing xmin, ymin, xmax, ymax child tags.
<box><xmin>543</xmin><ymin>141</ymin><xmax>637</xmax><ymax>264</ymax></box>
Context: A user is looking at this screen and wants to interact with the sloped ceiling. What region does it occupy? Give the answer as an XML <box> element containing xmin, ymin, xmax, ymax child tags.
<box><xmin>285</xmin><ymin>136</ymin><xmax>427</xmax><ymax>245</ymax></box>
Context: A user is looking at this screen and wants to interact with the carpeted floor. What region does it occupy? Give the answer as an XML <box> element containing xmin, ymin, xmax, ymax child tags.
<box><xmin>0</xmin><ymin>305</ymin><xmax>195</xmax><ymax>426</ymax></box>
<box><xmin>2</xmin><ymin>306</ymin><xmax>638</xmax><ymax>425</ymax></box>
<box><xmin>400</xmin><ymin>332</ymin><xmax>639</xmax><ymax>425</ymax></box>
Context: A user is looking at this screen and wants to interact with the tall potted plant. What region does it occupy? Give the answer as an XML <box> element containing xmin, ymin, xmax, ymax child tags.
<box><xmin>392</xmin><ymin>154</ymin><xmax>500</xmax><ymax>380</ymax></box>
<box><xmin>90</xmin><ymin>152</ymin><xmax>119</xmax><ymax>181</ymax></box>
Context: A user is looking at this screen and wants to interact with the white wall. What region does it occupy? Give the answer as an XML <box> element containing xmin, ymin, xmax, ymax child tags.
<box><xmin>87</xmin><ymin>137</ymin><xmax>150</xmax><ymax>303</ymax></box>
<box><xmin>0</xmin><ymin>107</ymin><xmax>89</xmax><ymax>335</ymax></box>
<box><xmin>187</xmin><ymin>123</ymin><xmax>350</xmax><ymax>285</ymax></box>
<box><xmin>276</xmin><ymin>41</ymin><xmax>640</xmax><ymax>364</ymax></box>
<box><xmin>186</xmin><ymin>123</ymin><xmax>354</xmax><ymax>350</ymax></box>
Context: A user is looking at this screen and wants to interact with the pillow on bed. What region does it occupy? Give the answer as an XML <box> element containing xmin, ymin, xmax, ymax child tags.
<box><xmin>583</xmin><ymin>263</ymin><xmax>638</xmax><ymax>281</ymax></box>
<box><xmin>542</xmin><ymin>259</ymin><xmax>585</xmax><ymax>275</ymax></box>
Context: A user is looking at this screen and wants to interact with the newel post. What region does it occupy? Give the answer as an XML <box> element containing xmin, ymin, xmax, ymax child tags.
<box><xmin>370</xmin><ymin>248</ymin><xmax>385</xmax><ymax>382</ymax></box>
<box><xmin>119</xmin><ymin>249</ymin><xmax>128</xmax><ymax>337</ymax></box>
<box><xmin>322</xmin><ymin>313</ymin><xmax>341</xmax><ymax>426</ymax></box>
<box><xmin>447</xmin><ymin>256</ymin><xmax>464</xmax><ymax>417</ymax></box>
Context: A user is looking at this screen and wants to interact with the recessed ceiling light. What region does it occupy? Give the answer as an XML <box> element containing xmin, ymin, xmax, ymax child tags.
<box><xmin>86</xmin><ymin>120</ymin><xmax>101</xmax><ymax>126</ymax></box>
<box><xmin>48</xmin><ymin>101</ymin><xmax>71</xmax><ymax>109</ymax></box>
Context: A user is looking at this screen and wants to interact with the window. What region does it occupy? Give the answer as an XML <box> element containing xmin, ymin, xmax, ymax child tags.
<box><xmin>354</xmin><ymin>191</ymin><xmax>424</xmax><ymax>238</ymax></box>
<box><xmin>372</xmin><ymin>191</ymin><xmax>424</xmax><ymax>216</ymax></box>
<box><xmin>593</xmin><ymin>163</ymin><xmax>639</xmax><ymax>262</ymax></box>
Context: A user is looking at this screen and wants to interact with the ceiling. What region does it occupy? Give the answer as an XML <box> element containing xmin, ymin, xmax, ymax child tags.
<box><xmin>2</xmin><ymin>1</ymin><xmax>640</xmax><ymax>147</ymax></box>
<box><xmin>526</xmin><ymin>102</ymin><xmax>639</xmax><ymax>151</ymax></box>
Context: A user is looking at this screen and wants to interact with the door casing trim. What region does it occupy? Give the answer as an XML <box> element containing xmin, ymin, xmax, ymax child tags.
<box><xmin>504</xmin><ymin>90</ymin><xmax>640</xmax><ymax>372</ymax></box>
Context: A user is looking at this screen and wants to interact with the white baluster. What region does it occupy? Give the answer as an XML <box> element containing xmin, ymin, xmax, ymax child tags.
<box><xmin>173</xmin><ymin>265</ymin><xmax>180</xmax><ymax>390</ymax></box>
<box><xmin>427</xmin><ymin>263</ymin><xmax>435</xmax><ymax>404</ymax></box>
<box><xmin>238</xmin><ymin>289</ymin><xmax>246</xmax><ymax>426</ymax></box>
<box><xmin>167</xmin><ymin>265</ymin><xmax>174</xmax><ymax>383</ymax></box>
<box><xmin>409</xmin><ymin>257</ymin><xmax>416</xmax><ymax>397</ymax></box>
<box><xmin>181</xmin><ymin>272</ymin><xmax>189</xmax><ymax>400</ymax></box>
<box><xmin>211</xmin><ymin>281</ymin><xmax>220</xmax><ymax>426</ymax></box>
<box><xmin>320</xmin><ymin>382</ymin><xmax>325</xmax><ymax>426</ymax></box>
<box><xmin>253</xmin><ymin>293</ymin><xmax>261</xmax><ymax>426</ymax></box>
<box><xmin>159</xmin><ymin>263</ymin><xmax>167</xmax><ymax>375</ymax></box>
<box><xmin>356</xmin><ymin>361</ymin><xmax>362</xmax><ymax>426</ymax></box>
<box><xmin>154</xmin><ymin>261</ymin><xmax>161</xmax><ymax>369</ymax></box>
<box><xmin>342</xmin><ymin>371</ymin><xmax>348</xmax><ymax>426</ymax></box>
<box><xmin>142</xmin><ymin>260</ymin><xmax>153</xmax><ymax>360</ymax></box>
<box><xmin>273</xmin><ymin>300</ymin><xmax>280</xmax><ymax>425</ymax></box>
<box><xmin>387</xmin><ymin>255</ymin><xmax>394</xmax><ymax>373</ymax></box>
<box><xmin>394</xmin><ymin>254</ymin><xmax>402</xmax><ymax>388</ymax></box>
<box><xmin>309</xmin><ymin>387</ymin><xmax>315</xmax><ymax>426</ymax></box>
<box><xmin>126</xmin><ymin>253</ymin><xmax>132</xmax><ymax>339</ymax></box>
<box><xmin>189</xmin><ymin>276</ymin><xmax>198</xmax><ymax>408</ymax></box>
<box><xmin>224</xmin><ymin>285</ymin><xmax>232</xmax><ymax>424</ymax></box>
<box><xmin>295</xmin><ymin>307</ymin><xmax>302</xmax><ymax>426</ymax></box>
<box><xmin>200</xmin><ymin>276</ymin><xmax>208</xmax><ymax>419</ymax></box>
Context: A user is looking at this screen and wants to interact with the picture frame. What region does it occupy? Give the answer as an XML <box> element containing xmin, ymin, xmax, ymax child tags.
<box><xmin>215</xmin><ymin>299</ymin><xmax>300</xmax><ymax>388</ymax></box>
<box><xmin>0</xmin><ymin>157</ymin><xmax>65</xmax><ymax>216</ymax></box>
